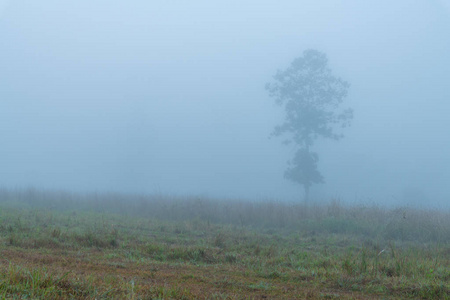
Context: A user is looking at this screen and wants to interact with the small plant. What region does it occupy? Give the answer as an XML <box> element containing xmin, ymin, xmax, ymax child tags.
<box><xmin>51</xmin><ymin>227</ymin><xmax>61</xmax><ymax>238</ymax></box>
<box><xmin>359</xmin><ymin>247</ymin><xmax>367</xmax><ymax>274</ymax></box>
<box><xmin>225</xmin><ymin>253</ymin><xmax>237</xmax><ymax>264</ymax></box>
<box><xmin>248</xmin><ymin>281</ymin><xmax>271</xmax><ymax>291</ymax></box>
<box><xmin>342</xmin><ymin>256</ymin><xmax>354</xmax><ymax>276</ymax></box>
<box><xmin>213</xmin><ymin>232</ymin><xmax>227</xmax><ymax>248</ymax></box>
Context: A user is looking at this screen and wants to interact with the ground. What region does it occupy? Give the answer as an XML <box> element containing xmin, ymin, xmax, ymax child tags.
<box><xmin>0</xmin><ymin>189</ymin><xmax>449</xmax><ymax>299</ymax></box>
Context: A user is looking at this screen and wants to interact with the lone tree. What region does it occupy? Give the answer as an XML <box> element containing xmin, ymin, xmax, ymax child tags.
<box><xmin>266</xmin><ymin>49</ymin><xmax>353</xmax><ymax>202</ymax></box>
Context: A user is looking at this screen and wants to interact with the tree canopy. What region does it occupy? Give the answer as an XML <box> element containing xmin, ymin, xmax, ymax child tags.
<box><xmin>266</xmin><ymin>49</ymin><xmax>353</xmax><ymax>202</ymax></box>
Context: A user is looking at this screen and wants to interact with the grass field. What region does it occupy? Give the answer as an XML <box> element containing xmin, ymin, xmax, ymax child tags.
<box><xmin>0</xmin><ymin>188</ymin><xmax>449</xmax><ymax>299</ymax></box>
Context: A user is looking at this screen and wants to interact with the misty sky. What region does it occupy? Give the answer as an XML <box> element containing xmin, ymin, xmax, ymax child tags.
<box><xmin>1</xmin><ymin>1</ymin><xmax>450</xmax><ymax>206</ymax></box>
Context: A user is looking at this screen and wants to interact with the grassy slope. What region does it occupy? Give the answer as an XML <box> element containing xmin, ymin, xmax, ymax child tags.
<box><xmin>0</xmin><ymin>188</ymin><xmax>449</xmax><ymax>299</ymax></box>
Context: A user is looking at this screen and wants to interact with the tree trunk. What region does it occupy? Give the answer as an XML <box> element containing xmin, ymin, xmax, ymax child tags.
<box><xmin>304</xmin><ymin>184</ymin><xmax>310</xmax><ymax>204</ymax></box>
<box><xmin>304</xmin><ymin>143</ymin><xmax>311</xmax><ymax>205</ymax></box>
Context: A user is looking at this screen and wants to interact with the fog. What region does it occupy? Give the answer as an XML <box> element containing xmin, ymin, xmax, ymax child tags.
<box><xmin>1</xmin><ymin>0</ymin><xmax>449</xmax><ymax>207</ymax></box>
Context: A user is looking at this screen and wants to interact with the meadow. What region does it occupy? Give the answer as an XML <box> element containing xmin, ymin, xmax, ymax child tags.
<box><xmin>0</xmin><ymin>188</ymin><xmax>449</xmax><ymax>299</ymax></box>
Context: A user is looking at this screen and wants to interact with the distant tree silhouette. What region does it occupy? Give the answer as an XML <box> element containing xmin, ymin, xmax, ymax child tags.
<box><xmin>266</xmin><ymin>49</ymin><xmax>353</xmax><ymax>203</ymax></box>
